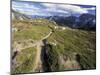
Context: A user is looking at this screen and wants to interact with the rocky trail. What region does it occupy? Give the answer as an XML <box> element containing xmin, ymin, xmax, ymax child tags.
<box><xmin>12</xmin><ymin>29</ymin><xmax>53</xmax><ymax>72</ymax></box>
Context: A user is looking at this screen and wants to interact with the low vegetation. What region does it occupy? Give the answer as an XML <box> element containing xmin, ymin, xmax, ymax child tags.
<box><xmin>12</xmin><ymin>18</ymin><xmax>96</xmax><ymax>74</ymax></box>
<box><xmin>48</xmin><ymin>27</ymin><xmax>96</xmax><ymax>70</ymax></box>
<box><xmin>12</xmin><ymin>47</ymin><xmax>36</xmax><ymax>74</ymax></box>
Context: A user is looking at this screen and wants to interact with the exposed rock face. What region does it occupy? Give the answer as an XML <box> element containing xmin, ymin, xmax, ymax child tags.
<box><xmin>59</xmin><ymin>53</ymin><xmax>81</xmax><ymax>70</ymax></box>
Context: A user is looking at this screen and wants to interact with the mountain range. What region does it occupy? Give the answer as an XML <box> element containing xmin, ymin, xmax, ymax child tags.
<box><xmin>12</xmin><ymin>9</ymin><xmax>96</xmax><ymax>31</ymax></box>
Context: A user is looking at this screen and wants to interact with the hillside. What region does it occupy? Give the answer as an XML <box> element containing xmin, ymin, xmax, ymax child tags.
<box><xmin>12</xmin><ymin>18</ymin><xmax>96</xmax><ymax>74</ymax></box>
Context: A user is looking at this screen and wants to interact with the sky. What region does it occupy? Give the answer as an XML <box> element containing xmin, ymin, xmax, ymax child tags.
<box><xmin>12</xmin><ymin>0</ymin><xmax>96</xmax><ymax>17</ymax></box>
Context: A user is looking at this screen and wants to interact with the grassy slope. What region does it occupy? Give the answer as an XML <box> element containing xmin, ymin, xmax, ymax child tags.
<box><xmin>12</xmin><ymin>47</ymin><xmax>36</xmax><ymax>74</ymax></box>
<box><xmin>12</xmin><ymin>19</ymin><xmax>56</xmax><ymax>74</ymax></box>
<box><xmin>12</xmin><ymin>19</ymin><xmax>96</xmax><ymax>73</ymax></box>
<box><xmin>48</xmin><ymin>27</ymin><xmax>96</xmax><ymax>70</ymax></box>
<box><xmin>12</xmin><ymin>19</ymin><xmax>56</xmax><ymax>41</ymax></box>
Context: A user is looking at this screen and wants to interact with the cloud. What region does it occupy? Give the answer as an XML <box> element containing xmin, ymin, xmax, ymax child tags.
<box><xmin>12</xmin><ymin>1</ymin><xmax>96</xmax><ymax>16</ymax></box>
<box><xmin>12</xmin><ymin>1</ymin><xmax>40</xmax><ymax>10</ymax></box>
<box><xmin>57</xmin><ymin>4</ymin><xmax>88</xmax><ymax>14</ymax></box>
<box><xmin>41</xmin><ymin>3</ymin><xmax>96</xmax><ymax>15</ymax></box>
<box><xmin>12</xmin><ymin>1</ymin><xmax>40</xmax><ymax>15</ymax></box>
<box><xmin>41</xmin><ymin>3</ymin><xmax>90</xmax><ymax>14</ymax></box>
<box><xmin>84</xmin><ymin>7</ymin><xmax>96</xmax><ymax>11</ymax></box>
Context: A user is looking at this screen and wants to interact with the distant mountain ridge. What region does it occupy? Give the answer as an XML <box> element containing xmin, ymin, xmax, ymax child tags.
<box><xmin>12</xmin><ymin>9</ymin><xmax>31</xmax><ymax>20</ymax></box>
<box><xmin>12</xmin><ymin>9</ymin><xmax>96</xmax><ymax>30</ymax></box>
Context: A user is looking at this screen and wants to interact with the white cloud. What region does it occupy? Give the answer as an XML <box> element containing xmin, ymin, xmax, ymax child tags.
<box><xmin>12</xmin><ymin>1</ymin><xmax>41</xmax><ymax>15</ymax></box>
<box><xmin>12</xmin><ymin>1</ymin><xmax>39</xmax><ymax>10</ymax></box>
<box><xmin>41</xmin><ymin>3</ymin><xmax>56</xmax><ymax>8</ymax></box>
<box><xmin>39</xmin><ymin>3</ymin><xmax>89</xmax><ymax>15</ymax></box>
<box><xmin>12</xmin><ymin>1</ymin><xmax>95</xmax><ymax>16</ymax></box>
<box><xmin>84</xmin><ymin>7</ymin><xmax>96</xmax><ymax>11</ymax></box>
<box><xmin>58</xmin><ymin>5</ymin><xmax>88</xmax><ymax>14</ymax></box>
<box><xmin>41</xmin><ymin>3</ymin><xmax>89</xmax><ymax>14</ymax></box>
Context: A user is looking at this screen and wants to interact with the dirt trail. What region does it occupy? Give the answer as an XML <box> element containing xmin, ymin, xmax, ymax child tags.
<box><xmin>32</xmin><ymin>41</ymin><xmax>44</xmax><ymax>72</ymax></box>
<box><xmin>33</xmin><ymin>30</ymin><xmax>53</xmax><ymax>72</ymax></box>
<box><xmin>14</xmin><ymin>30</ymin><xmax>52</xmax><ymax>52</ymax></box>
<box><xmin>42</xmin><ymin>30</ymin><xmax>52</xmax><ymax>40</ymax></box>
<box><xmin>13</xmin><ymin>29</ymin><xmax>53</xmax><ymax>72</ymax></box>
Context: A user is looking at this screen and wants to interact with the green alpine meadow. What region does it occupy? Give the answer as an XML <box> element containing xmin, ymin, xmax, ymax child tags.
<box><xmin>11</xmin><ymin>0</ymin><xmax>96</xmax><ymax>74</ymax></box>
